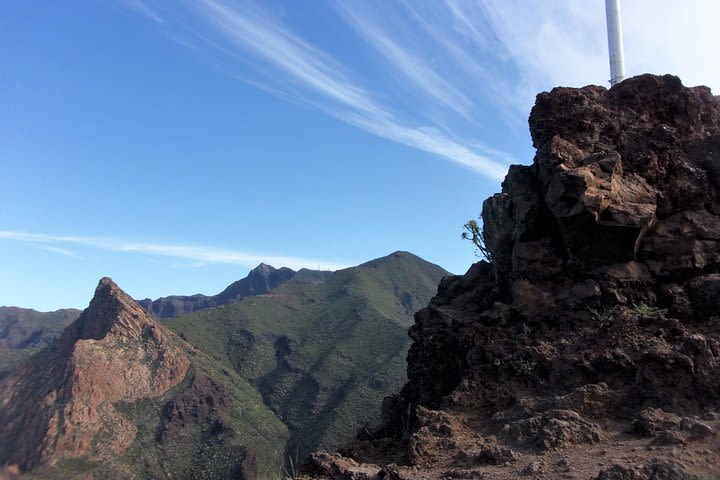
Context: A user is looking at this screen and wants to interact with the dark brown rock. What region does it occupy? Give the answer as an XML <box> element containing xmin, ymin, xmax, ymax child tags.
<box><xmin>302</xmin><ymin>74</ymin><xmax>720</xmax><ymax>480</ymax></box>
<box><xmin>596</xmin><ymin>463</ymin><xmax>645</xmax><ymax>480</ymax></box>
<box><xmin>687</xmin><ymin>274</ymin><xmax>720</xmax><ymax>320</ymax></box>
<box><xmin>596</xmin><ymin>459</ymin><xmax>699</xmax><ymax>480</ymax></box>
<box><xmin>403</xmin><ymin>75</ymin><xmax>720</xmax><ymax>419</ymax></box>
<box><xmin>632</xmin><ymin>408</ymin><xmax>682</xmax><ymax>437</ymax></box>
<box><xmin>499</xmin><ymin>409</ymin><xmax>605</xmax><ymax>451</ymax></box>
<box><xmin>299</xmin><ymin>452</ymin><xmax>381</xmax><ymax>480</ymax></box>
<box><xmin>157</xmin><ymin>370</ymin><xmax>231</xmax><ymax>444</ymax></box>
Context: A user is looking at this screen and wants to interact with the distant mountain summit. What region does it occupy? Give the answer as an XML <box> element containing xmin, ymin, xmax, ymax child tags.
<box><xmin>138</xmin><ymin>263</ymin><xmax>333</xmax><ymax>318</ymax></box>
<box><xmin>214</xmin><ymin>263</ymin><xmax>296</xmax><ymax>304</ymax></box>
<box><xmin>0</xmin><ymin>252</ymin><xmax>450</xmax><ymax>477</ymax></box>
<box><xmin>167</xmin><ymin>250</ymin><xmax>450</xmax><ymax>460</ymax></box>
<box><xmin>0</xmin><ymin>278</ymin><xmax>189</xmax><ymax>470</ymax></box>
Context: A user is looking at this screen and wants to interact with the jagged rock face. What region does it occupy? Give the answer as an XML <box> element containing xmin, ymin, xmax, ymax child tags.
<box><xmin>404</xmin><ymin>74</ymin><xmax>720</xmax><ymax>413</ymax></box>
<box><xmin>0</xmin><ymin>278</ymin><xmax>189</xmax><ymax>470</ymax></box>
<box><xmin>487</xmin><ymin>74</ymin><xmax>720</xmax><ymax>290</ymax></box>
<box><xmin>303</xmin><ymin>76</ymin><xmax>720</xmax><ymax>479</ymax></box>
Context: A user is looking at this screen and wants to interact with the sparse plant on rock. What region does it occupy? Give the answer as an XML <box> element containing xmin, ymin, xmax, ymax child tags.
<box><xmin>510</xmin><ymin>358</ymin><xmax>536</xmax><ymax>376</ymax></box>
<box><xmin>461</xmin><ymin>218</ymin><xmax>492</xmax><ymax>261</ymax></box>
<box><xmin>587</xmin><ymin>305</ymin><xmax>622</xmax><ymax>326</ymax></box>
<box><xmin>630</xmin><ymin>302</ymin><xmax>660</xmax><ymax>318</ymax></box>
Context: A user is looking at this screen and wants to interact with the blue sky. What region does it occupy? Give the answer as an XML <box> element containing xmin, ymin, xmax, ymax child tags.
<box><xmin>2</xmin><ymin>0</ymin><xmax>718</xmax><ymax>310</ymax></box>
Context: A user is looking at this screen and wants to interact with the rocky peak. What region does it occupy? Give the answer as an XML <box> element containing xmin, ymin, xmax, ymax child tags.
<box><xmin>218</xmin><ymin>263</ymin><xmax>296</xmax><ymax>301</ymax></box>
<box><xmin>254</xmin><ymin>262</ymin><xmax>273</xmax><ymax>273</ymax></box>
<box><xmin>248</xmin><ymin>262</ymin><xmax>295</xmax><ymax>283</ymax></box>
<box><xmin>77</xmin><ymin>277</ymin><xmax>153</xmax><ymax>340</ymax></box>
<box><xmin>299</xmin><ymin>75</ymin><xmax>720</xmax><ymax>479</ymax></box>
<box><xmin>0</xmin><ymin>278</ymin><xmax>189</xmax><ymax>470</ymax></box>
<box><xmin>140</xmin><ymin>264</ymin><xmax>303</xmax><ymax>318</ymax></box>
<box><xmin>245</xmin><ymin>262</ymin><xmax>281</xmax><ymax>287</ymax></box>
<box><xmin>483</xmin><ymin>74</ymin><xmax>720</xmax><ymax>305</ymax></box>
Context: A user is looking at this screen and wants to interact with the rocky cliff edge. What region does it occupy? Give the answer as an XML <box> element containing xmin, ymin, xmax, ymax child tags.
<box><xmin>299</xmin><ymin>75</ymin><xmax>720</xmax><ymax>479</ymax></box>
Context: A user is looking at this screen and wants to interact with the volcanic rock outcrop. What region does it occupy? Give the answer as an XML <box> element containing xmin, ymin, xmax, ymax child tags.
<box><xmin>0</xmin><ymin>278</ymin><xmax>189</xmax><ymax>471</ymax></box>
<box><xmin>299</xmin><ymin>75</ymin><xmax>720</xmax><ymax>479</ymax></box>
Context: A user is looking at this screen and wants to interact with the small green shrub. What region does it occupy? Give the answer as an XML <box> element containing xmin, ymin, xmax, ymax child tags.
<box><xmin>630</xmin><ymin>302</ymin><xmax>660</xmax><ymax>318</ymax></box>
<box><xmin>510</xmin><ymin>359</ymin><xmax>535</xmax><ymax>376</ymax></box>
<box><xmin>461</xmin><ymin>219</ymin><xmax>492</xmax><ymax>261</ymax></box>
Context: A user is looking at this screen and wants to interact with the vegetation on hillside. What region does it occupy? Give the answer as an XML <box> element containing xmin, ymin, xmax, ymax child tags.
<box><xmin>166</xmin><ymin>251</ymin><xmax>448</xmax><ymax>467</ymax></box>
<box><xmin>0</xmin><ymin>307</ymin><xmax>79</xmax><ymax>380</ymax></box>
<box><xmin>1</xmin><ymin>251</ymin><xmax>448</xmax><ymax>478</ymax></box>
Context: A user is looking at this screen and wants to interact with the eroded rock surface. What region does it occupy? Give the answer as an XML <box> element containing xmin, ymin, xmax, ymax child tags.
<box><xmin>157</xmin><ymin>370</ymin><xmax>231</xmax><ymax>444</ymax></box>
<box><xmin>299</xmin><ymin>75</ymin><xmax>720</xmax><ymax>479</ymax></box>
<box><xmin>0</xmin><ymin>278</ymin><xmax>189</xmax><ymax>470</ymax></box>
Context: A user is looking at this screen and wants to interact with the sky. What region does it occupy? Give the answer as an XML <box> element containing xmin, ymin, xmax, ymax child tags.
<box><xmin>1</xmin><ymin>0</ymin><xmax>719</xmax><ymax>311</ymax></box>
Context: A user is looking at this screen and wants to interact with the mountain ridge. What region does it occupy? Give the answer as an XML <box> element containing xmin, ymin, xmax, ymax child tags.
<box><xmin>0</xmin><ymin>307</ymin><xmax>81</xmax><ymax>381</ymax></box>
<box><xmin>166</xmin><ymin>250</ymin><xmax>450</xmax><ymax>461</ymax></box>
<box><xmin>0</xmin><ymin>251</ymin><xmax>450</xmax><ymax>478</ymax></box>
<box><xmin>137</xmin><ymin>263</ymin><xmax>334</xmax><ymax>318</ymax></box>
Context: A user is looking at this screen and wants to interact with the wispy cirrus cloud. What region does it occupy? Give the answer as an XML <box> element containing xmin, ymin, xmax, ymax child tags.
<box><xmin>119</xmin><ymin>0</ymin><xmax>720</xmax><ymax>184</ymax></box>
<box><xmin>121</xmin><ymin>0</ymin><xmax>164</xmax><ymax>24</ymax></box>
<box><xmin>0</xmin><ymin>231</ymin><xmax>350</xmax><ymax>271</ymax></box>
<box><xmin>338</xmin><ymin>113</ymin><xmax>509</xmax><ymax>180</ymax></box>
<box><xmin>464</xmin><ymin>0</ymin><xmax>719</xmax><ymax>112</ymax></box>
<box><xmin>335</xmin><ymin>2</ymin><xmax>474</xmax><ymax>118</ymax></box>
<box><xmin>193</xmin><ymin>0</ymin><xmax>388</xmax><ymax>117</ymax></box>
<box><xmin>38</xmin><ymin>245</ymin><xmax>82</xmax><ymax>258</ymax></box>
<box><xmin>121</xmin><ymin>0</ymin><xmax>512</xmax><ymax>179</ymax></box>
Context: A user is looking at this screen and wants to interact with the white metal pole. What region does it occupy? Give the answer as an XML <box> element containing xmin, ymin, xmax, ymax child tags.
<box><xmin>605</xmin><ymin>0</ymin><xmax>626</xmax><ymax>86</ymax></box>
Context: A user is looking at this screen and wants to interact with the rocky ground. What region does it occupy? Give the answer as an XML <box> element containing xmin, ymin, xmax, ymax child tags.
<box><xmin>297</xmin><ymin>75</ymin><xmax>720</xmax><ymax>479</ymax></box>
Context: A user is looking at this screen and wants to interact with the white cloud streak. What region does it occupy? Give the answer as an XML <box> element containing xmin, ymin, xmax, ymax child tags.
<box><xmin>335</xmin><ymin>3</ymin><xmax>474</xmax><ymax>118</ymax></box>
<box><xmin>124</xmin><ymin>0</ymin><xmax>512</xmax><ymax>179</ymax></box>
<box><xmin>443</xmin><ymin>0</ymin><xmax>493</xmax><ymax>50</ymax></box>
<box><xmin>121</xmin><ymin>0</ymin><xmax>719</xmax><ymax>182</ymax></box>
<box><xmin>194</xmin><ymin>0</ymin><xmax>387</xmax><ymax>117</ymax></box>
<box><xmin>0</xmin><ymin>231</ymin><xmax>350</xmax><ymax>271</ymax></box>
<box><xmin>338</xmin><ymin>113</ymin><xmax>508</xmax><ymax>180</ymax></box>
<box><xmin>473</xmin><ymin>0</ymin><xmax>720</xmax><ymax>114</ymax></box>
<box><xmin>121</xmin><ymin>0</ymin><xmax>164</xmax><ymax>23</ymax></box>
<box><xmin>38</xmin><ymin>245</ymin><xmax>82</xmax><ymax>258</ymax></box>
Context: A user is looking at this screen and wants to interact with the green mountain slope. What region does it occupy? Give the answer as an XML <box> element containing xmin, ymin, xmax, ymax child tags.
<box><xmin>0</xmin><ymin>307</ymin><xmax>80</xmax><ymax>380</ymax></box>
<box><xmin>1</xmin><ymin>252</ymin><xmax>448</xmax><ymax>478</ymax></box>
<box><xmin>1</xmin><ymin>280</ymin><xmax>288</xmax><ymax>480</ymax></box>
<box><xmin>166</xmin><ymin>251</ymin><xmax>449</xmax><ymax>460</ymax></box>
<box><xmin>109</xmin><ymin>342</ymin><xmax>290</xmax><ymax>479</ymax></box>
